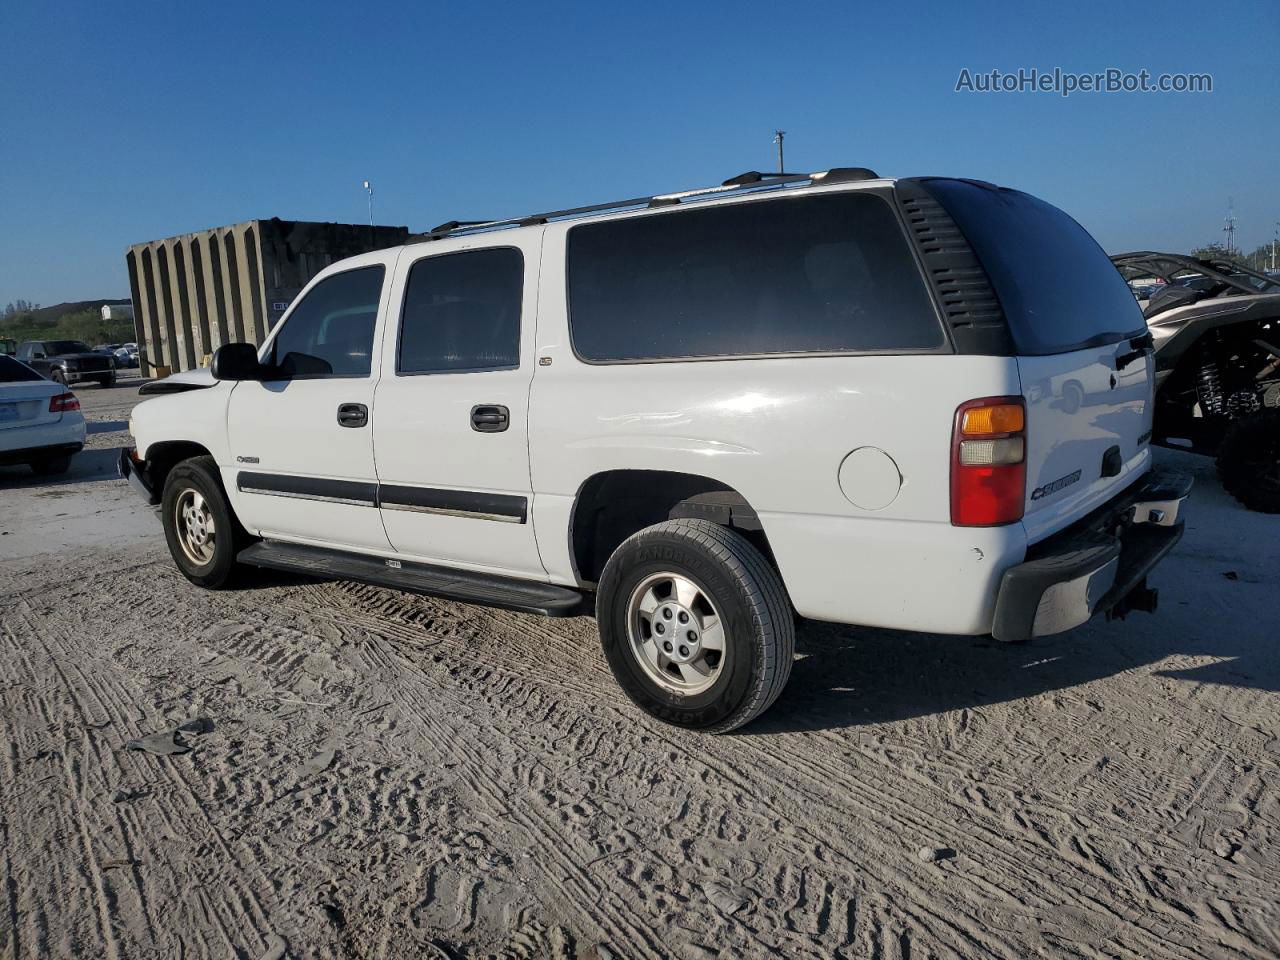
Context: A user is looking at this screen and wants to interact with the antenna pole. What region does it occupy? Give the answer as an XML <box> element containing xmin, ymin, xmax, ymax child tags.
<box><xmin>773</xmin><ymin>129</ymin><xmax>786</xmax><ymax>172</ymax></box>
<box><xmin>363</xmin><ymin>180</ymin><xmax>374</xmax><ymax>246</ymax></box>
<box><xmin>1223</xmin><ymin>197</ymin><xmax>1237</xmax><ymax>258</ymax></box>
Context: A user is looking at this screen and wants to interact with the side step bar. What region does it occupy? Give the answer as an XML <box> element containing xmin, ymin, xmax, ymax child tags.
<box><xmin>237</xmin><ymin>541</ymin><xmax>590</xmax><ymax>617</ymax></box>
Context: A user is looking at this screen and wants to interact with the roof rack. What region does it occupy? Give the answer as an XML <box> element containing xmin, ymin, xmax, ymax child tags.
<box><xmin>1111</xmin><ymin>251</ymin><xmax>1280</xmax><ymax>296</ymax></box>
<box><xmin>409</xmin><ymin>166</ymin><xmax>881</xmax><ymax>244</ymax></box>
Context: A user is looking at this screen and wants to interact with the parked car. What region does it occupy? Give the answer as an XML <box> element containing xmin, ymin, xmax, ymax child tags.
<box><xmin>0</xmin><ymin>355</ymin><xmax>85</xmax><ymax>475</ymax></box>
<box><xmin>16</xmin><ymin>339</ymin><xmax>116</xmax><ymax>387</ymax></box>
<box><xmin>115</xmin><ymin>343</ymin><xmax>140</xmax><ymax>367</ymax></box>
<box><xmin>1</xmin><ymin>339</ymin><xmax>15</xmax><ymax>357</ymax></box>
<box><xmin>122</xmin><ymin>168</ymin><xmax>1190</xmax><ymax>731</ymax></box>
<box><xmin>1112</xmin><ymin>251</ymin><xmax>1280</xmax><ymax>512</ymax></box>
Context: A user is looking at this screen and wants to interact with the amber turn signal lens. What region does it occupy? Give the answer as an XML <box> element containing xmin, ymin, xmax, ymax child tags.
<box><xmin>961</xmin><ymin>403</ymin><xmax>1024</xmax><ymax>436</ymax></box>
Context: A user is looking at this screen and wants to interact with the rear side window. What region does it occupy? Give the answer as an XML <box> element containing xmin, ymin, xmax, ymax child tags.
<box><xmin>0</xmin><ymin>356</ymin><xmax>43</xmax><ymax>382</ymax></box>
<box><xmin>567</xmin><ymin>193</ymin><xmax>942</xmax><ymax>361</ymax></box>
<box><xmin>921</xmin><ymin>180</ymin><xmax>1145</xmax><ymax>355</ymax></box>
<box><xmin>268</xmin><ymin>265</ymin><xmax>384</xmax><ymax>378</ymax></box>
<box><xmin>398</xmin><ymin>248</ymin><xmax>523</xmax><ymax>374</ymax></box>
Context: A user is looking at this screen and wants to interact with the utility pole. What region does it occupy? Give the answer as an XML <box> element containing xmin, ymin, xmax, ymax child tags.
<box><xmin>1272</xmin><ymin>222</ymin><xmax>1278</xmax><ymax>273</ymax></box>
<box><xmin>773</xmin><ymin>130</ymin><xmax>786</xmax><ymax>172</ymax></box>
<box><xmin>1223</xmin><ymin>197</ymin><xmax>1237</xmax><ymax>258</ymax></box>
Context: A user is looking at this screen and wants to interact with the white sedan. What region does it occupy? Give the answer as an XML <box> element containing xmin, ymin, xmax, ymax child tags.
<box><xmin>0</xmin><ymin>356</ymin><xmax>86</xmax><ymax>475</ymax></box>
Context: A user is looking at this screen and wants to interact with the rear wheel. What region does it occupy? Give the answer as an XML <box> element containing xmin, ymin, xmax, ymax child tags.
<box><xmin>1217</xmin><ymin>411</ymin><xmax>1280</xmax><ymax>513</ymax></box>
<box><xmin>96</xmin><ymin>374</ymin><xmax>114</xmax><ymax>388</ymax></box>
<box><xmin>161</xmin><ymin>456</ymin><xmax>248</xmax><ymax>587</ymax></box>
<box><xmin>597</xmin><ymin>519</ymin><xmax>794</xmax><ymax>733</ymax></box>
<box><xmin>29</xmin><ymin>455</ymin><xmax>72</xmax><ymax>476</ymax></box>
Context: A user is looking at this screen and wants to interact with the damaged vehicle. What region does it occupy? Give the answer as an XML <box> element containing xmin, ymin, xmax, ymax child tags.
<box><xmin>1112</xmin><ymin>252</ymin><xmax>1280</xmax><ymax>512</ymax></box>
<box><xmin>121</xmin><ymin>170</ymin><xmax>1191</xmax><ymax>731</ymax></box>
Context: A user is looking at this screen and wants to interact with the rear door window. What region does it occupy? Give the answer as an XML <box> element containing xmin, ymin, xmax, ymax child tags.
<box><xmin>920</xmin><ymin>179</ymin><xmax>1145</xmax><ymax>355</ymax></box>
<box><xmin>397</xmin><ymin>247</ymin><xmax>523</xmax><ymax>374</ymax></box>
<box><xmin>567</xmin><ymin>192</ymin><xmax>943</xmax><ymax>361</ymax></box>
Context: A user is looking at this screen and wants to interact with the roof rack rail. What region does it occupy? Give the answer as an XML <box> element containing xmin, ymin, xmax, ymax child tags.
<box><xmin>409</xmin><ymin>166</ymin><xmax>882</xmax><ymax>244</ymax></box>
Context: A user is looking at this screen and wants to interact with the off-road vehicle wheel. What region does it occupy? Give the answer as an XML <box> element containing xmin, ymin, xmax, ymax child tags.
<box><xmin>597</xmin><ymin>519</ymin><xmax>794</xmax><ymax>733</ymax></box>
<box><xmin>1217</xmin><ymin>411</ymin><xmax>1280</xmax><ymax>513</ymax></box>
<box><xmin>96</xmin><ymin>374</ymin><xmax>114</xmax><ymax>388</ymax></box>
<box><xmin>50</xmin><ymin>369</ymin><xmax>67</xmax><ymax>386</ymax></box>
<box><xmin>161</xmin><ymin>456</ymin><xmax>249</xmax><ymax>587</ymax></box>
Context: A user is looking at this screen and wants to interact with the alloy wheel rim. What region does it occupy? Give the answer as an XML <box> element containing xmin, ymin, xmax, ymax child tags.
<box><xmin>174</xmin><ymin>487</ymin><xmax>216</xmax><ymax>566</ymax></box>
<box><xmin>625</xmin><ymin>572</ymin><xmax>726</xmax><ymax>696</ymax></box>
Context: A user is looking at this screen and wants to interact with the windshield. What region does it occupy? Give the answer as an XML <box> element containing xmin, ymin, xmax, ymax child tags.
<box><xmin>0</xmin><ymin>356</ymin><xmax>44</xmax><ymax>382</ymax></box>
<box><xmin>922</xmin><ymin>179</ymin><xmax>1145</xmax><ymax>355</ymax></box>
<box><xmin>45</xmin><ymin>340</ymin><xmax>93</xmax><ymax>354</ymax></box>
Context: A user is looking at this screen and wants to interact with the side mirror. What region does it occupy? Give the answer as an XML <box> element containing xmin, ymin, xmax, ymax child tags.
<box><xmin>211</xmin><ymin>342</ymin><xmax>264</xmax><ymax>381</ymax></box>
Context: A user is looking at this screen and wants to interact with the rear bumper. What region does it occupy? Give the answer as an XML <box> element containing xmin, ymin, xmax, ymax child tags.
<box><xmin>991</xmin><ymin>469</ymin><xmax>1192</xmax><ymax>642</ymax></box>
<box><xmin>118</xmin><ymin>446</ymin><xmax>160</xmax><ymax>505</ymax></box>
<box><xmin>0</xmin><ymin>441</ymin><xmax>83</xmax><ymax>466</ymax></box>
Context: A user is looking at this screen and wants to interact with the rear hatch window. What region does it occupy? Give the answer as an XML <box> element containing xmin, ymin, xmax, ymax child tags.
<box><xmin>0</xmin><ymin>356</ymin><xmax>44</xmax><ymax>382</ymax></box>
<box><xmin>920</xmin><ymin>179</ymin><xmax>1145</xmax><ymax>355</ymax></box>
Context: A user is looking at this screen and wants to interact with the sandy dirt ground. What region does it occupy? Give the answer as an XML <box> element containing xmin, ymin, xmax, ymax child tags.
<box><xmin>1</xmin><ymin>380</ymin><xmax>1278</xmax><ymax>959</ymax></box>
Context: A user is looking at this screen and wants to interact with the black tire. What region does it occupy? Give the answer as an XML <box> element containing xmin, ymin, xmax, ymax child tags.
<box><xmin>96</xmin><ymin>374</ymin><xmax>114</xmax><ymax>388</ymax></box>
<box><xmin>50</xmin><ymin>369</ymin><xmax>67</xmax><ymax>386</ymax></box>
<box><xmin>29</xmin><ymin>454</ymin><xmax>72</xmax><ymax>476</ymax></box>
<box><xmin>1217</xmin><ymin>411</ymin><xmax>1280</xmax><ymax>513</ymax></box>
<box><xmin>160</xmin><ymin>456</ymin><xmax>248</xmax><ymax>588</ymax></box>
<box><xmin>597</xmin><ymin>519</ymin><xmax>794</xmax><ymax>733</ymax></box>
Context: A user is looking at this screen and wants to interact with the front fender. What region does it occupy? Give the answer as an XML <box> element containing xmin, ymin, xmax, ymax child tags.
<box><xmin>130</xmin><ymin>381</ymin><xmax>234</xmax><ymax>464</ymax></box>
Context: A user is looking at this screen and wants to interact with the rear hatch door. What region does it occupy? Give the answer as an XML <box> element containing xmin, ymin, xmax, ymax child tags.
<box><xmin>919</xmin><ymin>179</ymin><xmax>1153</xmax><ymax>542</ymax></box>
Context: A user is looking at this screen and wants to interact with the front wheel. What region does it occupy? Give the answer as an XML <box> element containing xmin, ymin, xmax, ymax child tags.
<box><xmin>1217</xmin><ymin>411</ymin><xmax>1280</xmax><ymax>513</ymax></box>
<box><xmin>50</xmin><ymin>369</ymin><xmax>67</xmax><ymax>386</ymax></box>
<box><xmin>160</xmin><ymin>456</ymin><xmax>248</xmax><ymax>588</ymax></box>
<box><xmin>597</xmin><ymin>519</ymin><xmax>794</xmax><ymax>733</ymax></box>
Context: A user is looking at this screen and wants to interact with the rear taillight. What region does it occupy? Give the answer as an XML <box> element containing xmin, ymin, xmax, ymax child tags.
<box><xmin>49</xmin><ymin>393</ymin><xmax>80</xmax><ymax>413</ymax></box>
<box><xmin>951</xmin><ymin>396</ymin><xmax>1026</xmax><ymax>527</ymax></box>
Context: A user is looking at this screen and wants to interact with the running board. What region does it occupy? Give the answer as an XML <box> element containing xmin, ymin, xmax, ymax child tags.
<box><xmin>237</xmin><ymin>541</ymin><xmax>590</xmax><ymax>617</ymax></box>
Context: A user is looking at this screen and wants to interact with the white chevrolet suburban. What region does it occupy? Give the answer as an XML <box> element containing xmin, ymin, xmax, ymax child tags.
<box><xmin>122</xmin><ymin>168</ymin><xmax>1190</xmax><ymax>731</ymax></box>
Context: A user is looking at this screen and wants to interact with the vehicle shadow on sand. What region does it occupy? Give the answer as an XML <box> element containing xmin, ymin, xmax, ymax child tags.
<box><xmin>0</xmin><ymin>446</ymin><xmax>125</xmax><ymax>489</ymax></box>
<box><xmin>746</xmin><ymin>588</ymin><xmax>1280</xmax><ymax>735</ymax></box>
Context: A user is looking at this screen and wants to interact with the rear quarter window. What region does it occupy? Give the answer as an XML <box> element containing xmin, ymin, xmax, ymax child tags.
<box><xmin>921</xmin><ymin>179</ymin><xmax>1144</xmax><ymax>355</ymax></box>
<box><xmin>0</xmin><ymin>356</ymin><xmax>44</xmax><ymax>382</ymax></box>
<box><xmin>567</xmin><ymin>192</ymin><xmax>943</xmax><ymax>361</ymax></box>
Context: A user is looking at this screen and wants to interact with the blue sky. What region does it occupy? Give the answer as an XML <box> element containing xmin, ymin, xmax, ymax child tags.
<box><xmin>1</xmin><ymin>0</ymin><xmax>1276</xmax><ymax>307</ymax></box>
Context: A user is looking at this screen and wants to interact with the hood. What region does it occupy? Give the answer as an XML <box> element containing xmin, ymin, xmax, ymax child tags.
<box><xmin>58</xmin><ymin>352</ymin><xmax>114</xmax><ymax>362</ymax></box>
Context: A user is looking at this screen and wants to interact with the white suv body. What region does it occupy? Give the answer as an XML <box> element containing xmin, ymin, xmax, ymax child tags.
<box><xmin>123</xmin><ymin>169</ymin><xmax>1189</xmax><ymax>730</ymax></box>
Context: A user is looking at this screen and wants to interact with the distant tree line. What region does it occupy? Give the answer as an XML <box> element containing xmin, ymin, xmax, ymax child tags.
<box><xmin>3</xmin><ymin>300</ymin><xmax>41</xmax><ymax>318</ymax></box>
<box><xmin>1190</xmin><ymin>243</ymin><xmax>1278</xmax><ymax>273</ymax></box>
<box><xmin>1</xmin><ymin>302</ymin><xmax>134</xmax><ymax>346</ymax></box>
